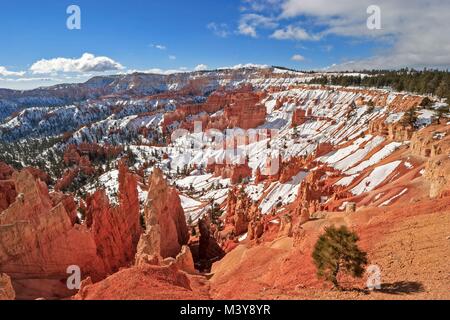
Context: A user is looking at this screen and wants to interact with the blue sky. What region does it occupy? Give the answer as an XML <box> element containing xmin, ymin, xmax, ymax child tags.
<box><xmin>0</xmin><ymin>0</ymin><xmax>448</xmax><ymax>89</ymax></box>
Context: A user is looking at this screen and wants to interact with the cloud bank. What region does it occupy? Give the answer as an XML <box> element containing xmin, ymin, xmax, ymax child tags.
<box><xmin>30</xmin><ymin>53</ymin><xmax>124</xmax><ymax>74</ymax></box>
<box><xmin>240</xmin><ymin>0</ymin><xmax>450</xmax><ymax>70</ymax></box>
<box><xmin>0</xmin><ymin>67</ymin><xmax>25</xmax><ymax>77</ymax></box>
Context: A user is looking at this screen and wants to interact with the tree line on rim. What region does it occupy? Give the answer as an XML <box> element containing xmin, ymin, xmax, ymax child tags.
<box><xmin>310</xmin><ymin>69</ymin><xmax>450</xmax><ymax>105</ymax></box>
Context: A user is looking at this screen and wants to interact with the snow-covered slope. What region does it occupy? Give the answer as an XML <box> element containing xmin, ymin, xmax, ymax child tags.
<box><xmin>1</xmin><ymin>67</ymin><xmax>448</xmax><ymax>223</ymax></box>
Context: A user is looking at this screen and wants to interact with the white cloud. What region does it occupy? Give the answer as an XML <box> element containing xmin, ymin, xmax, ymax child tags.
<box><xmin>169</xmin><ymin>55</ymin><xmax>177</xmax><ymax>60</ymax></box>
<box><xmin>194</xmin><ymin>64</ymin><xmax>209</xmax><ymax>71</ymax></box>
<box><xmin>126</xmin><ymin>68</ymin><xmax>189</xmax><ymax>75</ymax></box>
<box><xmin>151</xmin><ymin>44</ymin><xmax>167</xmax><ymax>50</ymax></box>
<box><xmin>263</xmin><ymin>0</ymin><xmax>450</xmax><ymax>70</ymax></box>
<box><xmin>271</xmin><ymin>25</ymin><xmax>320</xmax><ymax>41</ymax></box>
<box><xmin>219</xmin><ymin>63</ymin><xmax>270</xmax><ymax>70</ymax></box>
<box><xmin>128</xmin><ymin>64</ymin><xmax>208</xmax><ymax>75</ymax></box>
<box><xmin>241</xmin><ymin>0</ymin><xmax>283</xmax><ymax>12</ymax></box>
<box><xmin>0</xmin><ymin>66</ymin><xmax>25</xmax><ymax>77</ymax></box>
<box><xmin>291</xmin><ymin>54</ymin><xmax>305</xmax><ymax>61</ymax></box>
<box><xmin>238</xmin><ymin>14</ymin><xmax>278</xmax><ymax>38</ymax></box>
<box><xmin>239</xmin><ymin>24</ymin><xmax>257</xmax><ymax>37</ymax></box>
<box><xmin>207</xmin><ymin>23</ymin><xmax>230</xmax><ymax>38</ymax></box>
<box><xmin>30</xmin><ymin>53</ymin><xmax>124</xmax><ymax>74</ymax></box>
<box><xmin>0</xmin><ymin>77</ymin><xmax>55</xmax><ymax>82</ymax></box>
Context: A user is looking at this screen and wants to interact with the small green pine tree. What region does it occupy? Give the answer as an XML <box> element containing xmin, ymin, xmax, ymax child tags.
<box><xmin>312</xmin><ymin>226</ymin><xmax>368</xmax><ymax>289</ymax></box>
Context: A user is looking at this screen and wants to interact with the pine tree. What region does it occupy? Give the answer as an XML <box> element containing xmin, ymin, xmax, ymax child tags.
<box><xmin>401</xmin><ymin>108</ymin><xmax>418</xmax><ymax>127</ymax></box>
<box><xmin>312</xmin><ymin>226</ymin><xmax>368</xmax><ymax>289</ymax></box>
<box><xmin>435</xmin><ymin>80</ymin><xmax>449</xmax><ymax>98</ymax></box>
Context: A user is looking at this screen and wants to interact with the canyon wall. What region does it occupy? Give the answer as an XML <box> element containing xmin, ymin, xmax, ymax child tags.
<box><xmin>0</xmin><ymin>162</ymin><xmax>141</xmax><ymax>299</ymax></box>
<box><xmin>136</xmin><ymin>168</ymin><xmax>189</xmax><ymax>261</ymax></box>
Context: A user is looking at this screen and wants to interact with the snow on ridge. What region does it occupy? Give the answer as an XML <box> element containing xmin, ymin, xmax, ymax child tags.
<box><xmin>385</xmin><ymin>112</ymin><xmax>405</xmax><ymax>124</ymax></box>
<box><xmin>332</xmin><ymin>136</ymin><xmax>385</xmax><ymax>172</ymax></box>
<box><xmin>351</xmin><ymin>161</ymin><xmax>402</xmax><ymax>196</ymax></box>
<box><xmin>335</xmin><ymin>174</ymin><xmax>359</xmax><ymax>187</ymax></box>
<box><xmin>259</xmin><ymin>171</ymin><xmax>308</xmax><ymax>214</ymax></box>
<box><xmin>346</xmin><ymin>142</ymin><xmax>403</xmax><ymax>175</ymax></box>
<box><xmin>380</xmin><ymin>188</ymin><xmax>408</xmax><ymax>206</ymax></box>
<box><xmin>83</xmin><ymin>170</ymin><xmax>119</xmax><ymax>204</ymax></box>
<box><xmin>319</xmin><ymin>135</ymin><xmax>373</xmax><ymax>165</ymax></box>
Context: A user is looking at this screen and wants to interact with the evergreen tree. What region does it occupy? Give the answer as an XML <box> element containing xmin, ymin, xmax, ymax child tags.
<box><xmin>401</xmin><ymin>108</ymin><xmax>418</xmax><ymax>127</ymax></box>
<box><xmin>312</xmin><ymin>226</ymin><xmax>368</xmax><ymax>289</ymax></box>
<box><xmin>435</xmin><ymin>80</ymin><xmax>449</xmax><ymax>98</ymax></box>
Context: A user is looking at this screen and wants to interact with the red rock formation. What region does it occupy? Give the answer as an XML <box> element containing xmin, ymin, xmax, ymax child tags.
<box><xmin>388</xmin><ymin>94</ymin><xmax>424</xmax><ymax>112</ymax></box>
<box><xmin>0</xmin><ymin>274</ymin><xmax>15</xmax><ymax>300</ymax></box>
<box><xmin>210</xmin><ymin>162</ymin><xmax>252</xmax><ymax>184</ymax></box>
<box><xmin>50</xmin><ymin>192</ymin><xmax>79</xmax><ymax>225</ymax></box>
<box><xmin>164</xmin><ymin>85</ymin><xmax>267</xmax><ymax>133</ymax></box>
<box><xmin>85</xmin><ymin>162</ymin><xmax>142</xmax><ymax>275</ymax></box>
<box><xmin>55</xmin><ymin>168</ymin><xmax>79</xmax><ymax>191</ymax></box>
<box><xmin>64</xmin><ymin>145</ymin><xmax>82</xmax><ymax>165</ymax></box>
<box><xmin>136</xmin><ymin>168</ymin><xmax>189</xmax><ymax>260</ymax></box>
<box><xmin>0</xmin><ymin>162</ymin><xmax>14</xmax><ymax>180</ymax></box>
<box><xmin>23</xmin><ymin>167</ymin><xmax>51</xmax><ymax>184</ymax></box>
<box><xmin>277</xmin><ymin>214</ymin><xmax>293</xmax><ymax>238</ymax></box>
<box><xmin>73</xmin><ymin>263</ymin><xmax>210</xmax><ymax>300</ymax></box>
<box><xmin>248</xmin><ymin>218</ymin><xmax>264</xmax><ymax>241</ymax></box>
<box><xmin>369</xmin><ymin>117</ymin><xmax>414</xmax><ymax>141</ymax></box>
<box><xmin>292</xmin><ymin>108</ymin><xmax>307</xmax><ymax>127</ymax></box>
<box><xmin>294</xmin><ymin>169</ymin><xmax>331</xmax><ymax>214</ymax></box>
<box><xmin>219</xmin><ymin>90</ymin><xmax>267</xmax><ymax>130</ymax></box>
<box><xmin>0</xmin><ymin>180</ymin><xmax>16</xmax><ymax>212</ymax></box>
<box><xmin>259</xmin><ymin>154</ymin><xmax>283</xmax><ymax>182</ymax></box>
<box><xmin>226</xmin><ymin>187</ymin><xmax>262</xmax><ymax>236</ymax></box>
<box><xmin>170</xmin><ymin>245</ymin><xmax>196</xmax><ymax>274</ymax></box>
<box><xmin>315</xmin><ymin>143</ymin><xmax>334</xmax><ymax>158</ymax></box>
<box><xmin>279</xmin><ymin>157</ymin><xmax>306</xmax><ymax>184</ymax></box>
<box><xmin>0</xmin><ymin>163</ymin><xmax>141</xmax><ymax>299</ymax></box>
<box><xmin>197</xmin><ymin>217</ymin><xmax>225</xmax><ymax>267</ymax></box>
<box><xmin>254</xmin><ymin>167</ymin><xmax>264</xmax><ymax>184</ymax></box>
<box><xmin>420</xmin><ymin>127</ymin><xmax>450</xmax><ymax>198</ymax></box>
<box><xmin>64</xmin><ymin>143</ymin><xmax>122</xmax><ymax>167</ymax></box>
<box><xmin>0</xmin><ymin>163</ymin><xmax>16</xmax><ymax>211</ymax></box>
<box><xmin>163</xmin><ymin>90</ymin><xmax>227</xmax><ymax>131</ymax></box>
<box><xmin>79</xmin><ymin>156</ymin><xmax>95</xmax><ymax>175</ymax></box>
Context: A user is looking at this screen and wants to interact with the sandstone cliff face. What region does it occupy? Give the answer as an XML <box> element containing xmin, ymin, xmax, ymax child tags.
<box><xmin>410</xmin><ymin>125</ymin><xmax>450</xmax><ymax>158</ymax></box>
<box><xmin>292</xmin><ymin>108</ymin><xmax>307</xmax><ymax>127</ymax></box>
<box><xmin>388</xmin><ymin>94</ymin><xmax>424</xmax><ymax>112</ymax></box>
<box><xmin>294</xmin><ymin>169</ymin><xmax>337</xmax><ymax>215</ymax></box>
<box><xmin>0</xmin><ymin>162</ymin><xmax>14</xmax><ymax>180</ymax></box>
<box><xmin>425</xmin><ymin>153</ymin><xmax>450</xmax><ymax>198</ymax></box>
<box><xmin>220</xmin><ymin>90</ymin><xmax>267</xmax><ymax>130</ymax></box>
<box><xmin>85</xmin><ymin>161</ymin><xmax>142</xmax><ymax>273</ymax></box>
<box><xmin>315</xmin><ymin>143</ymin><xmax>334</xmax><ymax>158</ymax></box>
<box><xmin>0</xmin><ymin>273</ymin><xmax>15</xmax><ymax>300</ymax></box>
<box><xmin>136</xmin><ymin>168</ymin><xmax>189</xmax><ymax>260</ymax></box>
<box><xmin>172</xmin><ymin>245</ymin><xmax>196</xmax><ymax>274</ymax></box>
<box><xmin>0</xmin><ymin>163</ymin><xmax>141</xmax><ymax>299</ymax></box>
<box><xmin>279</xmin><ymin>157</ymin><xmax>307</xmax><ymax>184</ymax></box>
<box><xmin>226</xmin><ymin>187</ymin><xmax>262</xmax><ymax>236</ymax></box>
<box><xmin>209</xmin><ymin>162</ymin><xmax>252</xmax><ymax>184</ymax></box>
<box><xmin>0</xmin><ymin>163</ymin><xmax>16</xmax><ymax>212</ymax></box>
<box><xmin>408</xmin><ymin>125</ymin><xmax>450</xmax><ymax>198</ymax></box>
<box><xmin>369</xmin><ymin>118</ymin><xmax>413</xmax><ymax>141</ymax></box>
<box><xmin>73</xmin><ymin>263</ymin><xmax>210</xmax><ymax>300</ymax></box>
<box><xmin>198</xmin><ymin>217</ymin><xmax>225</xmax><ymax>265</ymax></box>
<box><xmin>164</xmin><ymin>85</ymin><xmax>267</xmax><ymax>133</ymax></box>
